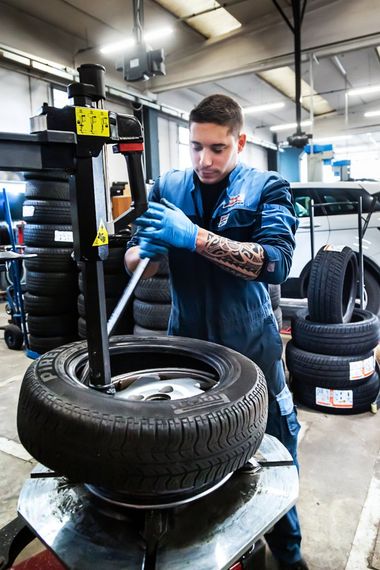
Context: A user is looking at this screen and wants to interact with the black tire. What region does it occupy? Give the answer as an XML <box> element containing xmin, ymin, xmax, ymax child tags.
<box><xmin>23</xmin><ymin>200</ymin><xmax>71</xmax><ymax>224</ymax></box>
<box><xmin>293</xmin><ymin>370</ymin><xmax>380</xmax><ymax>415</ymax></box>
<box><xmin>286</xmin><ymin>341</ymin><xmax>376</xmax><ymax>388</ymax></box>
<box><xmin>25</xmin><ymin>247</ymin><xmax>75</xmax><ymax>273</ymax></box>
<box><xmin>133</xmin><ymin>324</ymin><xmax>168</xmax><ymax>336</ymax></box>
<box><xmin>77</xmin><ymin>294</ymin><xmax>118</xmax><ymax>318</ymax></box>
<box><xmin>103</xmin><ymin>247</ymin><xmax>127</xmax><ymax>274</ymax></box>
<box><xmin>78</xmin><ymin>317</ymin><xmax>87</xmax><ymax>339</ymax></box>
<box><xmin>135</xmin><ymin>276</ymin><xmax>171</xmax><ymax>303</ymax></box>
<box><xmin>157</xmin><ymin>256</ymin><xmax>169</xmax><ymax>276</ymax></box>
<box><xmin>4</xmin><ymin>324</ymin><xmax>23</xmax><ymax>350</ymax></box>
<box><xmin>363</xmin><ymin>271</ymin><xmax>380</xmax><ymax>317</ymax></box>
<box><xmin>24</xmin><ymin>224</ymin><xmax>73</xmax><ymax>247</ymax></box>
<box><xmin>291</xmin><ymin>309</ymin><xmax>380</xmax><ymax>356</ymax></box>
<box><xmin>25</xmin><ymin>179</ymin><xmax>70</xmax><ymax>200</ymax></box>
<box><xmin>27</xmin><ymin>314</ymin><xmax>78</xmax><ymax>337</ymax></box>
<box><xmin>269</xmin><ymin>284</ymin><xmax>281</xmax><ymax>310</ymax></box>
<box><xmin>308</xmin><ymin>246</ymin><xmax>358</xmax><ymax>324</ymax></box>
<box><xmin>26</xmin><ymin>271</ymin><xmax>78</xmax><ymax>296</ymax></box>
<box><xmin>274</xmin><ymin>306</ymin><xmax>283</xmax><ymax>332</ymax></box>
<box><xmin>24</xmin><ymin>292</ymin><xmax>77</xmax><ymax>315</ymax></box>
<box><xmin>133</xmin><ymin>299</ymin><xmax>171</xmax><ymax>330</ymax></box>
<box><xmin>17</xmin><ymin>336</ymin><xmax>268</xmax><ymax>499</ymax></box>
<box><xmin>28</xmin><ymin>334</ymin><xmax>78</xmax><ymax>355</ymax></box>
<box><xmin>78</xmin><ymin>272</ymin><xmax>128</xmax><ymax>297</ymax></box>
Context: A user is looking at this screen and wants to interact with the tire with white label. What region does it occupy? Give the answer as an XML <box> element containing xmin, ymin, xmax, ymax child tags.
<box><xmin>24</xmin><ymin>224</ymin><xmax>73</xmax><ymax>247</ymax></box>
<box><xmin>307</xmin><ymin>246</ymin><xmax>358</xmax><ymax>324</ymax></box>
<box><xmin>286</xmin><ymin>341</ymin><xmax>376</xmax><ymax>389</ymax></box>
<box><xmin>23</xmin><ymin>200</ymin><xmax>71</xmax><ymax>224</ymax></box>
<box><xmin>291</xmin><ymin>309</ymin><xmax>380</xmax><ymax>356</ymax></box>
<box><xmin>293</xmin><ymin>370</ymin><xmax>380</xmax><ymax>415</ymax></box>
<box><xmin>17</xmin><ymin>336</ymin><xmax>268</xmax><ymax>500</ymax></box>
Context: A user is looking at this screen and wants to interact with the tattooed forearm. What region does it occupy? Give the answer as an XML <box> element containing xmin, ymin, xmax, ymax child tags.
<box><xmin>195</xmin><ymin>228</ymin><xmax>264</xmax><ymax>280</ymax></box>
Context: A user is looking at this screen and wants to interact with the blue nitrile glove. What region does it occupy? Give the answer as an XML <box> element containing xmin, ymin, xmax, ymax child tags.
<box><xmin>135</xmin><ymin>199</ymin><xmax>198</xmax><ymax>251</ymax></box>
<box><xmin>139</xmin><ymin>237</ymin><xmax>169</xmax><ymax>261</ymax></box>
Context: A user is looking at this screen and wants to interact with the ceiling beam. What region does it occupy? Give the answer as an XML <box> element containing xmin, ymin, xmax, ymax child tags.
<box><xmin>149</xmin><ymin>0</ymin><xmax>380</xmax><ymax>93</ymax></box>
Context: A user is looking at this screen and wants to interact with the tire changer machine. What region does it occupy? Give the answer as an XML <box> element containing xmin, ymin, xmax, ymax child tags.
<box><xmin>0</xmin><ymin>65</ymin><xmax>298</xmax><ymax>570</ymax></box>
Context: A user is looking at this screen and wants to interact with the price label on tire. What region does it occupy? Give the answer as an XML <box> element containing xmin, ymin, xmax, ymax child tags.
<box><xmin>23</xmin><ymin>206</ymin><xmax>35</xmax><ymax>217</ymax></box>
<box><xmin>316</xmin><ymin>387</ymin><xmax>353</xmax><ymax>408</ymax></box>
<box><xmin>349</xmin><ymin>354</ymin><xmax>375</xmax><ymax>380</ymax></box>
<box><xmin>54</xmin><ymin>230</ymin><xmax>73</xmax><ymax>243</ymax></box>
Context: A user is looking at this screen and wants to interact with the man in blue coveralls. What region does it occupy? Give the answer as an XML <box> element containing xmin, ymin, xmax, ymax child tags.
<box><xmin>125</xmin><ymin>94</ymin><xmax>308</xmax><ymax>570</ymax></box>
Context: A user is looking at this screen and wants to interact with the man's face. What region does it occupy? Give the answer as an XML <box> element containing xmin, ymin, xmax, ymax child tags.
<box><xmin>189</xmin><ymin>122</ymin><xmax>246</xmax><ymax>184</ymax></box>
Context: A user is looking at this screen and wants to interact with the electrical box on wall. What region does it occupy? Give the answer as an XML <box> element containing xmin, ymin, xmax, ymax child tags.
<box><xmin>118</xmin><ymin>44</ymin><xmax>166</xmax><ymax>82</ymax></box>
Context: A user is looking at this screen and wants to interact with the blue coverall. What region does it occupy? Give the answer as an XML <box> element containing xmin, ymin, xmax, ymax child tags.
<box><xmin>130</xmin><ymin>162</ymin><xmax>302</xmax><ymax>565</ymax></box>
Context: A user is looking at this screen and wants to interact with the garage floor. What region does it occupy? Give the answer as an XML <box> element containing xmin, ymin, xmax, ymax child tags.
<box><xmin>0</xmin><ymin>303</ymin><xmax>380</xmax><ymax>570</ymax></box>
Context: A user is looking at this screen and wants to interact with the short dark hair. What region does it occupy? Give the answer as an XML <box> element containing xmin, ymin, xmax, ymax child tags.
<box><xmin>189</xmin><ymin>94</ymin><xmax>243</xmax><ymax>137</ymax></box>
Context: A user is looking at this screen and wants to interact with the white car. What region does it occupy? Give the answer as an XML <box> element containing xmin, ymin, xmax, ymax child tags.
<box><xmin>283</xmin><ymin>182</ymin><xmax>380</xmax><ymax>316</ymax></box>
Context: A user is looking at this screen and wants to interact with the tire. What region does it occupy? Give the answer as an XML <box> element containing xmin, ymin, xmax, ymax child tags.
<box><xmin>286</xmin><ymin>341</ymin><xmax>377</xmax><ymax>389</ymax></box>
<box><xmin>363</xmin><ymin>271</ymin><xmax>380</xmax><ymax>317</ymax></box>
<box><xmin>77</xmin><ymin>294</ymin><xmax>118</xmax><ymax>318</ymax></box>
<box><xmin>269</xmin><ymin>284</ymin><xmax>281</xmax><ymax>310</ymax></box>
<box><xmin>25</xmin><ymin>179</ymin><xmax>70</xmax><ymax>200</ymax></box>
<box><xmin>157</xmin><ymin>256</ymin><xmax>169</xmax><ymax>276</ymax></box>
<box><xmin>24</xmin><ymin>224</ymin><xmax>73</xmax><ymax>247</ymax></box>
<box><xmin>274</xmin><ymin>306</ymin><xmax>283</xmax><ymax>332</ymax></box>
<box><xmin>103</xmin><ymin>247</ymin><xmax>127</xmax><ymax>274</ymax></box>
<box><xmin>133</xmin><ymin>324</ymin><xmax>168</xmax><ymax>336</ymax></box>
<box><xmin>4</xmin><ymin>325</ymin><xmax>23</xmax><ymax>350</ymax></box>
<box><xmin>291</xmin><ymin>309</ymin><xmax>380</xmax><ymax>356</ymax></box>
<box><xmin>24</xmin><ymin>247</ymin><xmax>75</xmax><ymax>273</ymax></box>
<box><xmin>28</xmin><ymin>334</ymin><xmax>78</xmax><ymax>355</ymax></box>
<box><xmin>27</xmin><ymin>314</ymin><xmax>78</xmax><ymax>337</ymax></box>
<box><xmin>135</xmin><ymin>276</ymin><xmax>171</xmax><ymax>303</ymax></box>
<box><xmin>26</xmin><ymin>271</ymin><xmax>78</xmax><ymax>296</ymax></box>
<box><xmin>293</xmin><ymin>370</ymin><xmax>380</xmax><ymax>415</ymax></box>
<box><xmin>22</xmin><ymin>200</ymin><xmax>71</xmax><ymax>224</ymax></box>
<box><xmin>133</xmin><ymin>299</ymin><xmax>171</xmax><ymax>330</ymax></box>
<box><xmin>78</xmin><ymin>272</ymin><xmax>128</xmax><ymax>297</ymax></box>
<box><xmin>308</xmin><ymin>246</ymin><xmax>358</xmax><ymax>324</ymax></box>
<box><xmin>17</xmin><ymin>336</ymin><xmax>268</xmax><ymax>499</ymax></box>
<box><xmin>24</xmin><ymin>292</ymin><xmax>77</xmax><ymax>315</ymax></box>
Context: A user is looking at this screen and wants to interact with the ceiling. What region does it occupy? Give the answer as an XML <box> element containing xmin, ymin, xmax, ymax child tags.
<box><xmin>1</xmin><ymin>0</ymin><xmax>380</xmax><ymax>143</ymax></box>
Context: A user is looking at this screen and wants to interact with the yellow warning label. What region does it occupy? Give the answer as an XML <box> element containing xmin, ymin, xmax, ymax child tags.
<box><xmin>75</xmin><ymin>107</ymin><xmax>110</xmax><ymax>137</ymax></box>
<box><xmin>92</xmin><ymin>220</ymin><xmax>109</xmax><ymax>246</ymax></box>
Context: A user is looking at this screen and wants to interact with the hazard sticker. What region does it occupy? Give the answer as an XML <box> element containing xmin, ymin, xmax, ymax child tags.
<box><xmin>316</xmin><ymin>387</ymin><xmax>353</xmax><ymax>409</ymax></box>
<box><xmin>92</xmin><ymin>220</ymin><xmax>109</xmax><ymax>246</ymax></box>
<box><xmin>75</xmin><ymin>107</ymin><xmax>110</xmax><ymax>137</ymax></box>
<box><xmin>349</xmin><ymin>354</ymin><xmax>375</xmax><ymax>380</ymax></box>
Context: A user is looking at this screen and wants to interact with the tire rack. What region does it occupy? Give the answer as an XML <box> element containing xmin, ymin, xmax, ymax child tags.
<box><xmin>307</xmin><ymin>196</ymin><xmax>380</xmax><ymax>411</ymax></box>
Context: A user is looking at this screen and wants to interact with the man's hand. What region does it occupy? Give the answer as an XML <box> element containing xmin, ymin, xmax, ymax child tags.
<box><xmin>139</xmin><ymin>237</ymin><xmax>168</xmax><ymax>261</ymax></box>
<box><xmin>135</xmin><ymin>199</ymin><xmax>199</xmax><ymax>251</ymax></box>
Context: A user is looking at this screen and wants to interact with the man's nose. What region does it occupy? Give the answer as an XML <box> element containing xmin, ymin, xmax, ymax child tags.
<box><xmin>199</xmin><ymin>149</ymin><xmax>213</xmax><ymax>167</ymax></box>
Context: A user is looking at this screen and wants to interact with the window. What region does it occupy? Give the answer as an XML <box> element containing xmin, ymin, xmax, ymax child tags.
<box><xmin>315</xmin><ymin>188</ymin><xmax>380</xmax><ymax>215</ymax></box>
<box><xmin>178</xmin><ymin>126</ymin><xmax>191</xmax><ymax>170</ymax></box>
<box><xmin>52</xmin><ymin>87</ymin><xmax>69</xmax><ymax>108</ymax></box>
<box><xmin>292</xmin><ymin>188</ymin><xmax>313</xmax><ymax>218</ymax></box>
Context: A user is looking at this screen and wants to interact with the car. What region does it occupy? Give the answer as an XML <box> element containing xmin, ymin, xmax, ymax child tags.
<box><xmin>282</xmin><ymin>181</ymin><xmax>380</xmax><ymax>316</ymax></box>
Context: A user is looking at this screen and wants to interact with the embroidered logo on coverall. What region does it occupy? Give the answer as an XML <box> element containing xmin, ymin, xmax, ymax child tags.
<box><xmin>223</xmin><ymin>194</ymin><xmax>244</xmax><ymax>208</ymax></box>
<box><xmin>218</xmin><ymin>214</ymin><xmax>230</xmax><ymax>227</ymax></box>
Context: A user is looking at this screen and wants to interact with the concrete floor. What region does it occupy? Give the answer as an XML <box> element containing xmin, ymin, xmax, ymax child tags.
<box><xmin>0</xmin><ymin>303</ymin><xmax>380</xmax><ymax>570</ymax></box>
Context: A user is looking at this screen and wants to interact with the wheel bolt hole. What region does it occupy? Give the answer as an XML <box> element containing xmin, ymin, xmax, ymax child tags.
<box><xmin>146</xmin><ymin>393</ymin><xmax>171</xmax><ymax>401</ymax></box>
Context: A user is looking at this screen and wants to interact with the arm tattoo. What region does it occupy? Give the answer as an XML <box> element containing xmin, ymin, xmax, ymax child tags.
<box><xmin>196</xmin><ymin>230</ymin><xmax>264</xmax><ymax>280</ymax></box>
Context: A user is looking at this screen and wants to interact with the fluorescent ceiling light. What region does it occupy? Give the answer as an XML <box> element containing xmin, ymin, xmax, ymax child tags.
<box><xmin>155</xmin><ymin>0</ymin><xmax>241</xmax><ymax>38</ymax></box>
<box><xmin>1</xmin><ymin>50</ymin><xmax>30</xmax><ymax>66</ymax></box>
<box><xmin>244</xmin><ymin>102</ymin><xmax>285</xmax><ymax>114</ymax></box>
<box><xmin>348</xmin><ymin>85</ymin><xmax>380</xmax><ymax>96</ymax></box>
<box><xmin>257</xmin><ymin>67</ymin><xmax>333</xmax><ymax>116</ymax></box>
<box><xmin>364</xmin><ymin>110</ymin><xmax>380</xmax><ymax>117</ymax></box>
<box><xmin>313</xmin><ymin>135</ymin><xmax>353</xmax><ymax>143</ymax></box>
<box><xmin>270</xmin><ymin>120</ymin><xmax>312</xmax><ymax>132</ymax></box>
<box><xmin>100</xmin><ymin>27</ymin><xmax>174</xmax><ymax>54</ymax></box>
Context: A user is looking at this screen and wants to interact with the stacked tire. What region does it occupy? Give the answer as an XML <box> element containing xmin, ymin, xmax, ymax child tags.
<box><xmin>133</xmin><ymin>257</ymin><xmax>171</xmax><ymax>336</ymax></box>
<box><xmin>78</xmin><ymin>235</ymin><xmax>133</xmax><ymax>338</ymax></box>
<box><xmin>287</xmin><ymin>246</ymin><xmax>380</xmax><ymax>414</ymax></box>
<box><xmin>132</xmin><ymin>266</ymin><xmax>282</xmax><ymax>337</ymax></box>
<box><xmin>23</xmin><ymin>174</ymin><xmax>79</xmax><ymax>354</ymax></box>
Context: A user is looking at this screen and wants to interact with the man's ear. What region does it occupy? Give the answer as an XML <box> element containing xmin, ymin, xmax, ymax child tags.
<box><xmin>237</xmin><ymin>133</ymin><xmax>246</xmax><ymax>153</ymax></box>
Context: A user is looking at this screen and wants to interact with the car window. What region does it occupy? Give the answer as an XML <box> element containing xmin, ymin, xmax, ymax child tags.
<box><xmin>292</xmin><ymin>188</ymin><xmax>314</xmax><ymax>217</ymax></box>
<box><xmin>314</xmin><ymin>188</ymin><xmax>380</xmax><ymax>215</ymax></box>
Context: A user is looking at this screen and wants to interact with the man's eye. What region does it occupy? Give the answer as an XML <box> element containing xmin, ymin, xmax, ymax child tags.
<box><xmin>192</xmin><ymin>145</ymin><xmax>202</xmax><ymax>151</ymax></box>
<box><xmin>213</xmin><ymin>148</ymin><xmax>223</xmax><ymax>154</ymax></box>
